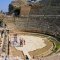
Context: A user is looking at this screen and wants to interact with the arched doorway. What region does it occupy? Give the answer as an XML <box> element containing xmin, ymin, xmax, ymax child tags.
<box><xmin>14</xmin><ymin>8</ymin><xmax>20</xmax><ymax>17</ymax></box>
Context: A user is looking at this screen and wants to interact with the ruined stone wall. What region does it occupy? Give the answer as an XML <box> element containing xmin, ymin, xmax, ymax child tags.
<box><xmin>14</xmin><ymin>16</ymin><xmax>60</xmax><ymax>39</ymax></box>
<box><xmin>20</xmin><ymin>5</ymin><xmax>31</xmax><ymax>16</ymax></box>
<box><xmin>30</xmin><ymin>6</ymin><xmax>60</xmax><ymax>15</ymax></box>
<box><xmin>5</xmin><ymin>0</ymin><xmax>60</xmax><ymax>39</ymax></box>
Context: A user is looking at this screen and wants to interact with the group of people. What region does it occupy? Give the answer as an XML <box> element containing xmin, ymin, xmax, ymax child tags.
<box><xmin>19</xmin><ymin>38</ymin><xmax>25</xmax><ymax>47</ymax></box>
<box><xmin>13</xmin><ymin>34</ymin><xmax>26</xmax><ymax>47</ymax></box>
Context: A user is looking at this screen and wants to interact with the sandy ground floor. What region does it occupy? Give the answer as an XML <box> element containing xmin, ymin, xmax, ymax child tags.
<box><xmin>9</xmin><ymin>33</ymin><xmax>53</xmax><ymax>60</ymax></box>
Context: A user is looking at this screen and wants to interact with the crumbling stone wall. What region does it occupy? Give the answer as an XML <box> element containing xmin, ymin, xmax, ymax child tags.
<box><xmin>7</xmin><ymin>0</ymin><xmax>60</xmax><ymax>40</ymax></box>
<box><xmin>14</xmin><ymin>16</ymin><xmax>60</xmax><ymax>40</ymax></box>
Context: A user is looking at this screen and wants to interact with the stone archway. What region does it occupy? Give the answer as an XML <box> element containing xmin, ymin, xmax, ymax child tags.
<box><xmin>14</xmin><ymin>8</ymin><xmax>20</xmax><ymax>17</ymax></box>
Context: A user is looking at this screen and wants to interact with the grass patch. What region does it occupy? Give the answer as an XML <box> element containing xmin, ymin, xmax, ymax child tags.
<box><xmin>56</xmin><ymin>43</ymin><xmax>60</xmax><ymax>49</ymax></box>
<box><xmin>53</xmin><ymin>43</ymin><xmax>60</xmax><ymax>52</ymax></box>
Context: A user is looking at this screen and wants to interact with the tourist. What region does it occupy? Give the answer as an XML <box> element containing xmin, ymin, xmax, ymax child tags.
<box><xmin>14</xmin><ymin>34</ymin><xmax>17</xmax><ymax>43</ymax></box>
<box><xmin>19</xmin><ymin>38</ymin><xmax>21</xmax><ymax>46</ymax></box>
<box><xmin>24</xmin><ymin>40</ymin><xmax>25</xmax><ymax>45</ymax></box>
<box><xmin>26</xmin><ymin>55</ymin><xmax>29</xmax><ymax>60</ymax></box>
<box><xmin>1</xmin><ymin>30</ymin><xmax>4</xmax><ymax>38</ymax></box>
<box><xmin>20</xmin><ymin>38</ymin><xmax>23</xmax><ymax>47</ymax></box>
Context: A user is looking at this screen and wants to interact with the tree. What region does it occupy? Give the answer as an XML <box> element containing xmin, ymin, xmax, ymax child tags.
<box><xmin>8</xmin><ymin>4</ymin><xmax>14</xmax><ymax>14</ymax></box>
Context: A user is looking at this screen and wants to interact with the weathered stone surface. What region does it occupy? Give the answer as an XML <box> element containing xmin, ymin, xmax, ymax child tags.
<box><xmin>1</xmin><ymin>0</ymin><xmax>60</xmax><ymax>39</ymax></box>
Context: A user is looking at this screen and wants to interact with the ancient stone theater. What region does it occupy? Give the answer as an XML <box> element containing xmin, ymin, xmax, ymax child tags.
<box><xmin>0</xmin><ymin>0</ymin><xmax>60</xmax><ymax>60</ymax></box>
